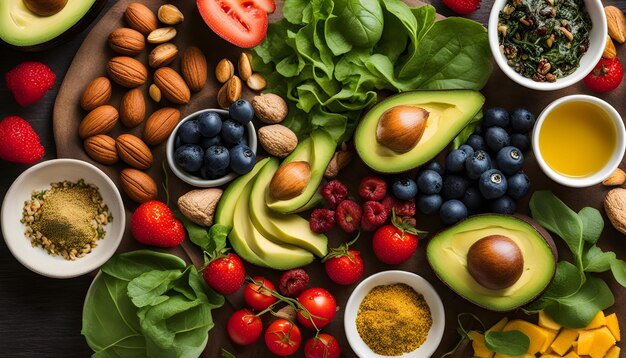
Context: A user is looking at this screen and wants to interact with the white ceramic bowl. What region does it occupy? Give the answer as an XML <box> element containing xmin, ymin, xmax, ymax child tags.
<box><xmin>344</xmin><ymin>271</ymin><xmax>445</xmax><ymax>358</ymax></box>
<box><xmin>532</xmin><ymin>95</ymin><xmax>626</xmax><ymax>187</ymax></box>
<box><xmin>1</xmin><ymin>159</ymin><xmax>125</xmax><ymax>278</ymax></box>
<box><xmin>488</xmin><ymin>0</ymin><xmax>606</xmax><ymax>91</ymax></box>
<box><xmin>166</xmin><ymin>109</ymin><xmax>257</xmax><ymax>187</ymax></box>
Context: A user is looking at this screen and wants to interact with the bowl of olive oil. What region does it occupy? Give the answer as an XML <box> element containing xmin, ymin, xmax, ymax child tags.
<box><xmin>533</xmin><ymin>95</ymin><xmax>626</xmax><ymax>187</ymax></box>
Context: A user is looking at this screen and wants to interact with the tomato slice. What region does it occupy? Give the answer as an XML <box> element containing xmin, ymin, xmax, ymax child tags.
<box><xmin>196</xmin><ymin>0</ymin><xmax>273</xmax><ymax>48</ymax></box>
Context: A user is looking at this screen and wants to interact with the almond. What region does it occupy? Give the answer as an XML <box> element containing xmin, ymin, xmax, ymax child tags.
<box><xmin>217</xmin><ymin>82</ymin><xmax>230</xmax><ymax>109</ymax></box>
<box><xmin>603</xmin><ymin>36</ymin><xmax>617</xmax><ymax>59</ymax></box>
<box><xmin>120</xmin><ymin>88</ymin><xmax>145</xmax><ymax>127</ymax></box>
<box><xmin>247</xmin><ymin>72</ymin><xmax>267</xmax><ymax>91</ymax></box>
<box><xmin>258</xmin><ymin>124</ymin><xmax>298</xmax><ymax>158</ymax></box>
<box><xmin>124</xmin><ymin>3</ymin><xmax>158</xmax><ymax>35</ymax></box>
<box><xmin>603</xmin><ymin>168</ymin><xmax>626</xmax><ymax>186</ymax></box>
<box><xmin>108</xmin><ymin>27</ymin><xmax>145</xmax><ymax>56</ymax></box>
<box><xmin>238</xmin><ymin>52</ymin><xmax>252</xmax><ymax>81</ymax></box>
<box><xmin>181</xmin><ymin>46</ymin><xmax>208</xmax><ymax>92</ymax></box>
<box><xmin>606</xmin><ymin>6</ymin><xmax>626</xmax><ymax>44</ymax></box>
<box><xmin>226</xmin><ymin>75</ymin><xmax>242</xmax><ymax>103</ymax></box>
<box><xmin>81</xmin><ymin>77</ymin><xmax>112</xmax><ymax>111</ymax></box>
<box><xmin>158</xmin><ymin>4</ymin><xmax>184</xmax><ymax>25</ymax></box>
<box><xmin>116</xmin><ymin>134</ymin><xmax>153</xmax><ymax>170</ymax></box>
<box><xmin>107</xmin><ymin>56</ymin><xmax>148</xmax><ymax>88</ymax></box>
<box><xmin>147</xmin><ymin>27</ymin><xmax>177</xmax><ymax>44</ymax></box>
<box><xmin>148</xmin><ymin>43</ymin><xmax>178</xmax><ymax>68</ymax></box>
<box><xmin>252</xmin><ymin>93</ymin><xmax>288</xmax><ymax>124</ymax></box>
<box><xmin>177</xmin><ymin>189</ymin><xmax>223</xmax><ymax>227</ymax></box>
<box><xmin>83</xmin><ymin>134</ymin><xmax>118</xmax><ymax>165</ymax></box>
<box><xmin>154</xmin><ymin>67</ymin><xmax>191</xmax><ymax>104</ymax></box>
<box><xmin>79</xmin><ymin>105</ymin><xmax>119</xmax><ymax>139</ymax></box>
<box><xmin>270</xmin><ymin>161</ymin><xmax>311</xmax><ymax>200</ymax></box>
<box><xmin>149</xmin><ymin>83</ymin><xmax>161</xmax><ymax>102</ymax></box>
<box><xmin>215</xmin><ymin>58</ymin><xmax>234</xmax><ymax>83</ymax></box>
<box><xmin>119</xmin><ymin>168</ymin><xmax>158</xmax><ymax>203</ymax></box>
<box><xmin>143</xmin><ymin>107</ymin><xmax>181</xmax><ymax>145</ymax></box>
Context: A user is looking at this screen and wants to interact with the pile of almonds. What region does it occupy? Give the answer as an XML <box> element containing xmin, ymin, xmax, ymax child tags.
<box><xmin>215</xmin><ymin>53</ymin><xmax>267</xmax><ymax>109</ymax></box>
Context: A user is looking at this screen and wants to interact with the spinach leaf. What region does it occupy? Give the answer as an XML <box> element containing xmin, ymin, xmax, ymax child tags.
<box><xmin>583</xmin><ymin>245</ymin><xmax>616</xmax><ymax>273</ymax></box>
<box><xmin>127</xmin><ymin>269</ymin><xmax>185</xmax><ymax>308</ymax></box>
<box><xmin>283</xmin><ymin>0</ymin><xmax>311</xmax><ymax>24</ymax></box>
<box><xmin>610</xmin><ymin>259</ymin><xmax>626</xmax><ymax>287</ymax></box>
<box><xmin>450</xmin><ymin>111</ymin><xmax>482</xmax><ymax>150</ymax></box>
<box><xmin>578</xmin><ymin>207</ymin><xmax>604</xmax><ymax>244</ymax></box>
<box><xmin>484</xmin><ymin>330</ymin><xmax>530</xmax><ymax>356</ymax></box>
<box><xmin>334</xmin><ymin>0</ymin><xmax>384</xmax><ymax>48</ymax></box>
<box><xmin>101</xmin><ymin>250</ymin><xmax>186</xmax><ymax>282</ymax></box>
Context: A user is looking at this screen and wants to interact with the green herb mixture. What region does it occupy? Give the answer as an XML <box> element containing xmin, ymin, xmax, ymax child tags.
<box><xmin>498</xmin><ymin>0</ymin><xmax>592</xmax><ymax>82</ymax></box>
<box><xmin>252</xmin><ymin>0</ymin><xmax>492</xmax><ymax>143</ymax></box>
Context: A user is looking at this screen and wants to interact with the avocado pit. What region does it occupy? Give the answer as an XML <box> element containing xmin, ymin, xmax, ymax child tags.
<box><xmin>467</xmin><ymin>235</ymin><xmax>524</xmax><ymax>290</ymax></box>
<box><xmin>376</xmin><ymin>105</ymin><xmax>428</xmax><ymax>153</ymax></box>
<box><xmin>24</xmin><ymin>0</ymin><xmax>67</xmax><ymax>16</ymax></box>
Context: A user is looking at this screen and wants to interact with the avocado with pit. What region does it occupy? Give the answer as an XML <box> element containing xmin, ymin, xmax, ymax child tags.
<box><xmin>354</xmin><ymin>90</ymin><xmax>485</xmax><ymax>173</ymax></box>
<box><xmin>427</xmin><ymin>214</ymin><xmax>557</xmax><ymax>311</ymax></box>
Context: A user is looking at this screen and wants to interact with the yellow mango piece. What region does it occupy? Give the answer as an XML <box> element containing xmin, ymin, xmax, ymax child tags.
<box><xmin>550</xmin><ymin>328</ymin><xmax>579</xmax><ymax>356</ymax></box>
<box><xmin>539</xmin><ymin>355</ymin><xmax>561</xmax><ymax>358</ymax></box>
<box><xmin>577</xmin><ymin>329</ymin><xmax>594</xmax><ymax>355</ymax></box>
<box><xmin>490</xmin><ymin>317</ymin><xmax>509</xmax><ymax>332</ymax></box>
<box><xmin>605</xmin><ymin>313</ymin><xmax>621</xmax><ymax>341</ymax></box>
<box><xmin>585</xmin><ymin>310</ymin><xmax>606</xmax><ymax>329</ymax></box>
<box><xmin>578</xmin><ymin>327</ymin><xmax>615</xmax><ymax>358</ymax></box>
<box><xmin>605</xmin><ymin>345</ymin><xmax>620</xmax><ymax>358</ymax></box>
<box><xmin>540</xmin><ymin>329</ymin><xmax>558</xmax><ymax>354</ymax></box>
<box><xmin>563</xmin><ymin>351</ymin><xmax>579</xmax><ymax>358</ymax></box>
<box><xmin>503</xmin><ymin>320</ymin><xmax>553</xmax><ymax>355</ymax></box>
<box><xmin>468</xmin><ymin>331</ymin><xmax>494</xmax><ymax>358</ymax></box>
<box><xmin>493</xmin><ymin>354</ymin><xmax>534</xmax><ymax>358</ymax></box>
<box><xmin>539</xmin><ymin>311</ymin><xmax>562</xmax><ymax>331</ymax></box>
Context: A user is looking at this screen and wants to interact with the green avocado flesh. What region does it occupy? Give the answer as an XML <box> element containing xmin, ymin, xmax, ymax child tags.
<box><xmin>0</xmin><ymin>0</ymin><xmax>96</xmax><ymax>47</ymax></box>
<box><xmin>266</xmin><ymin>130</ymin><xmax>336</xmax><ymax>214</ymax></box>
<box><xmin>354</xmin><ymin>90</ymin><xmax>485</xmax><ymax>173</ymax></box>
<box><xmin>427</xmin><ymin>215</ymin><xmax>556</xmax><ymax>312</ymax></box>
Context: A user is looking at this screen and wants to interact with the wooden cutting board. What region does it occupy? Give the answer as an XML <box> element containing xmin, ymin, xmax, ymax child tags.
<box><xmin>53</xmin><ymin>0</ymin><xmax>626</xmax><ymax>356</ymax></box>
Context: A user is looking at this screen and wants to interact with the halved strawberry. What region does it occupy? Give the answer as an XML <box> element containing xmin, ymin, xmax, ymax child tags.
<box><xmin>197</xmin><ymin>0</ymin><xmax>272</xmax><ymax>48</ymax></box>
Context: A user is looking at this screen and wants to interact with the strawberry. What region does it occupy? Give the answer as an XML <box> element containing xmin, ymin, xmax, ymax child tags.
<box><xmin>583</xmin><ymin>57</ymin><xmax>623</xmax><ymax>93</ymax></box>
<box><xmin>358</xmin><ymin>176</ymin><xmax>387</xmax><ymax>201</ymax></box>
<box><xmin>361</xmin><ymin>201</ymin><xmax>389</xmax><ymax>231</ymax></box>
<box><xmin>203</xmin><ymin>252</ymin><xmax>246</xmax><ymax>295</ymax></box>
<box><xmin>0</xmin><ymin>116</ymin><xmax>44</xmax><ymax>164</ymax></box>
<box><xmin>372</xmin><ymin>212</ymin><xmax>425</xmax><ymax>265</ymax></box>
<box><xmin>310</xmin><ymin>208</ymin><xmax>335</xmax><ymax>233</ymax></box>
<box><xmin>322</xmin><ymin>237</ymin><xmax>364</xmax><ymax>285</ymax></box>
<box><xmin>321</xmin><ymin>180</ymin><xmax>348</xmax><ymax>208</ymax></box>
<box><xmin>131</xmin><ymin>200</ymin><xmax>185</xmax><ymax>248</ymax></box>
<box><xmin>335</xmin><ymin>200</ymin><xmax>362</xmax><ymax>233</ymax></box>
<box><xmin>443</xmin><ymin>0</ymin><xmax>480</xmax><ymax>15</ymax></box>
<box><xmin>5</xmin><ymin>61</ymin><xmax>56</xmax><ymax>107</ymax></box>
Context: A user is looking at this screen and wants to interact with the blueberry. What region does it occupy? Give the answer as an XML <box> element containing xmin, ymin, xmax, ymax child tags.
<box><xmin>221</xmin><ymin>120</ymin><xmax>245</xmax><ymax>146</ymax></box>
<box><xmin>423</xmin><ymin>161</ymin><xmax>444</xmax><ymax>175</ymax></box>
<box><xmin>483</xmin><ymin>107</ymin><xmax>510</xmax><ymax>128</ymax></box>
<box><xmin>229</xmin><ymin>99</ymin><xmax>255</xmax><ymax>125</ymax></box>
<box><xmin>204</xmin><ymin>145</ymin><xmax>230</xmax><ymax>177</ymax></box>
<box><xmin>392</xmin><ymin>178</ymin><xmax>418</xmax><ymax>200</ymax></box>
<box><xmin>174</xmin><ymin>144</ymin><xmax>204</xmax><ymax>173</ymax></box>
<box><xmin>479</xmin><ymin>169</ymin><xmax>508</xmax><ymax>199</ymax></box>
<box><xmin>458</xmin><ymin>144</ymin><xmax>474</xmax><ymax>158</ymax></box>
<box><xmin>175</xmin><ymin>135</ymin><xmax>182</xmax><ymax>149</ymax></box>
<box><xmin>442</xmin><ymin>175</ymin><xmax>469</xmax><ymax>200</ymax></box>
<box><xmin>496</xmin><ymin>146</ymin><xmax>524</xmax><ymax>176</ymax></box>
<box><xmin>507</xmin><ymin>172</ymin><xmax>531</xmax><ymax>200</ymax></box>
<box><xmin>510</xmin><ymin>108</ymin><xmax>535</xmax><ymax>133</ymax></box>
<box><xmin>230</xmin><ymin>144</ymin><xmax>256</xmax><ymax>174</ymax></box>
<box><xmin>197</xmin><ymin>112</ymin><xmax>222</xmax><ymax>137</ymax></box>
<box><xmin>178</xmin><ymin>120</ymin><xmax>202</xmax><ymax>144</ymax></box>
<box><xmin>465</xmin><ymin>150</ymin><xmax>492</xmax><ymax>180</ymax></box>
<box><xmin>467</xmin><ymin>134</ymin><xmax>488</xmax><ymax>152</ymax></box>
<box><xmin>473</xmin><ymin>123</ymin><xmax>483</xmax><ymax>135</ymax></box>
<box><xmin>485</xmin><ymin>127</ymin><xmax>510</xmax><ymax>153</ymax></box>
<box><xmin>417</xmin><ymin>170</ymin><xmax>443</xmax><ymax>195</ymax></box>
<box><xmin>510</xmin><ymin>133</ymin><xmax>530</xmax><ymax>152</ymax></box>
<box><xmin>200</xmin><ymin>136</ymin><xmax>222</xmax><ymax>149</ymax></box>
<box><xmin>463</xmin><ymin>186</ymin><xmax>487</xmax><ymax>212</ymax></box>
<box><xmin>446</xmin><ymin>149</ymin><xmax>469</xmax><ymax>173</ymax></box>
<box><xmin>490</xmin><ymin>195</ymin><xmax>517</xmax><ymax>214</ymax></box>
<box><xmin>417</xmin><ymin>194</ymin><xmax>443</xmax><ymax>215</ymax></box>
<box><xmin>200</xmin><ymin>165</ymin><xmax>230</xmax><ymax>180</ymax></box>
<box><xmin>440</xmin><ymin>200</ymin><xmax>468</xmax><ymax>225</ymax></box>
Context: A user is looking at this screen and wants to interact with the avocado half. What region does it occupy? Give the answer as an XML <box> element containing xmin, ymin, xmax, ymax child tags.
<box><xmin>427</xmin><ymin>214</ymin><xmax>557</xmax><ymax>312</ymax></box>
<box><xmin>0</xmin><ymin>0</ymin><xmax>106</xmax><ymax>51</ymax></box>
<box><xmin>354</xmin><ymin>90</ymin><xmax>484</xmax><ymax>173</ymax></box>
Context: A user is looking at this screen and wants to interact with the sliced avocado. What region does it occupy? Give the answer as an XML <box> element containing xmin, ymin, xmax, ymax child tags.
<box><xmin>427</xmin><ymin>214</ymin><xmax>557</xmax><ymax>312</ymax></box>
<box><xmin>266</xmin><ymin>130</ymin><xmax>336</xmax><ymax>214</ymax></box>
<box><xmin>250</xmin><ymin>158</ymin><xmax>328</xmax><ymax>257</ymax></box>
<box><xmin>354</xmin><ymin>90</ymin><xmax>485</xmax><ymax>173</ymax></box>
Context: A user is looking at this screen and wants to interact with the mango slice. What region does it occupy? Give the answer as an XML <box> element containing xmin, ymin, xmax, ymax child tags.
<box><xmin>468</xmin><ymin>331</ymin><xmax>493</xmax><ymax>358</ymax></box>
<box><xmin>539</xmin><ymin>311</ymin><xmax>562</xmax><ymax>331</ymax></box>
<box><xmin>563</xmin><ymin>351</ymin><xmax>580</xmax><ymax>358</ymax></box>
<box><xmin>605</xmin><ymin>345</ymin><xmax>621</xmax><ymax>358</ymax></box>
<box><xmin>550</xmin><ymin>328</ymin><xmax>579</xmax><ymax>356</ymax></box>
<box><xmin>578</xmin><ymin>327</ymin><xmax>615</xmax><ymax>358</ymax></box>
<box><xmin>605</xmin><ymin>312</ymin><xmax>621</xmax><ymax>341</ymax></box>
<box><xmin>585</xmin><ymin>310</ymin><xmax>606</xmax><ymax>330</ymax></box>
<box><xmin>503</xmin><ymin>320</ymin><xmax>553</xmax><ymax>355</ymax></box>
<box><xmin>490</xmin><ymin>317</ymin><xmax>509</xmax><ymax>332</ymax></box>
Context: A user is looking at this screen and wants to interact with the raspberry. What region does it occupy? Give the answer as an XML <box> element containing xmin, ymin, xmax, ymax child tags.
<box><xmin>335</xmin><ymin>200</ymin><xmax>362</xmax><ymax>233</ymax></box>
<box><xmin>381</xmin><ymin>193</ymin><xmax>399</xmax><ymax>214</ymax></box>
<box><xmin>321</xmin><ymin>180</ymin><xmax>348</xmax><ymax>208</ymax></box>
<box><xmin>0</xmin><ymin>116</ymin><xmax>44</xmax><ymax>164</ymax></box>
<box><xmin>278</xmin><ymin>269</ymin><xmax>310</xmax><ymax>297</ymax></box>
<box><xmin>361</xmin><ymin>201</ymin><xmax>389</xmax><ymax>231</ymax></box>
<box><xmin>310</xmin><ymin>208</ymin><xmax>335</xmax><ymax>233</ymax></box>
<box><xmin>359</xmin><ymin>176</ymin><xmax>387</xmax><ymax>201</ymax></box>
<box><xmin>395</xmin><ymin>198</ymin><xmax>416</xmax><ymax>217</ymax></box>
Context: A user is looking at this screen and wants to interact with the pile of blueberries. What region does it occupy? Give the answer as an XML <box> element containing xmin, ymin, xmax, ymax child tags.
<box><xmin>400</xmin><ymin>107</ymin><xmax>535</xmax><ymax>225</ymax></box>
<box><xmin>174</xmin><ymin>99</ymin><xmax>256</xmax><ymax>179</ymax></box>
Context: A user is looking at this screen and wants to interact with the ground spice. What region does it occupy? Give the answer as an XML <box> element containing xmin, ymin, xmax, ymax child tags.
<box><xmin>356</xmin><ymin>283</ymin><xmax>433</xmax><ymax>356</ymax></box>
<box><xmin>21</xmin><ymin>179</ymin><xmax>112</xmax><ymax>260</ymax></box>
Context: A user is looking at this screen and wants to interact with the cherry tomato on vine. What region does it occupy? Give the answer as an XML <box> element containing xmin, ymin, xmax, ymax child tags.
<box><xmin>264</xmin><ymin>319</ymin><xmax>301</xmax><ymax>356</ymax></box>
<box><xmin>243</xmin><ymin>276</ymin><xmax>278</xmax><ymax>312</ymax></box>
<box><xmin>227</xmin><ymin>309</ymin><xmax>262</xmax><ymax>345</ymax></box>
<box><xmin>296</xmin><ymin>288</ymin><xmax>337</xmax><ymax>329</ymax></box>
<box><xmin>304</xmin><ymin>333</ymin><xmax>340</xmax><ymax>358</ymax></box>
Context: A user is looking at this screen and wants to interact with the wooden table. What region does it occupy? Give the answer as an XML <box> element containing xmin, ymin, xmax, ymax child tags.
<box><xmin>1</xmin><ymin>0</ymin><xmax>625</xmax><ymax>356</ymax></box>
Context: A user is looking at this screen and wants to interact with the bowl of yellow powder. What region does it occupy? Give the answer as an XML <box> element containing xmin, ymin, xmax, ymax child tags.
<box><xmin>1</xmin><ymin>159</ymin><xmax>125</xmax><ymax>278</ymax></box>
<box><xmin>344</xmin><ymin>270</ymin><xmax>445</xmax><ymax>357</ymax></box>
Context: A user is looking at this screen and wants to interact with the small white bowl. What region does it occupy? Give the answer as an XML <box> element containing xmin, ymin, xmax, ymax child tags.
<box><xmin>532</xmin><ymin>95</ymin><xmax>626</xmax><ymax>187</ymax></box>
<box><xmin>344</xmin><ymin>271</ymin><xmax>445</xmax><ymax>358</ymax></box>
<box><xmin>488</xmin><ymin>0</ymin><xmax>606</xmax><ymax>91</ymax></box>
<box><xmin>166</xmin><ymin>109</ymin><xmax>257</xmax><ymax>187</ymax></box>
<box><xmin>1</xmin><ymin>159</ymin><xmax>125</xmax><ymax>278</ymax></box>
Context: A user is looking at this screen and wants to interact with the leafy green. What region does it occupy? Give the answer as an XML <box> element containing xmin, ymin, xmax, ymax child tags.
<box><xmin>484</xmin><ymin>330</ymin><xmax>530</xmax><ymax>356</ymax></box>
<box><xmin>450</xmin><ymin>111</ymin><xmax>482</xmax><ymax>150</ymax></box>
<box><xmin>583</xmin><ymin>245</ymin><xmax>616</xmax><ymax>273</ymax></box>
<box><xmin>578</xmin><ymin>207</ymin><xmax>603</xmax><ymax>244</ymax></box>
<box><xmin>610</xmin><ymin>259</ymin><xmax>626</xmax><ymax>287</ymax></box>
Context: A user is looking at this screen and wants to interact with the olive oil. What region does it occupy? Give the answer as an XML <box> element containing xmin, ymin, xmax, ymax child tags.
<box><xmin>539</xmin><ymin>101</ymin><xmax>616</xmax><ymax>177</ymax></box>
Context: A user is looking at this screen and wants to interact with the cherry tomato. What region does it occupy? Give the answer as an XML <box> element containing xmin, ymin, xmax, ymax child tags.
<box><xmin>297</xmin><ymin>288</ymin><xmax>337</xmax><ymax>329</ymax></box>
<box><xmin>244</xmin><ymin>276</ymin><xmax>278</xmax><ymax>312</ymax></box>
<box><xmin>227</xmin><ymin>309</ymin><xmax>262</xmax><ymax>345</ymax></box>
<box><xmin>264</xmin><ymin>319</ymin><xmax>301</xmax><ymax>356</ymax></box>
<box><xmin>304</xmin><ymin>333</ymin><xmax>340</xmax><ymax>358</ymax></box>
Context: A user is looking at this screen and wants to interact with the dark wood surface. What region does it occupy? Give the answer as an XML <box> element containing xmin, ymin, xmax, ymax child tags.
<box><xmin>1</xmin><ymin>1</ymin><xmax>626</xmax><ymax>357</ymax></box>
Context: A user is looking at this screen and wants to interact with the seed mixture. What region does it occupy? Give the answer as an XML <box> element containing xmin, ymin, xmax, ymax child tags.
<box><xmin>21</xmin><ymin>179</ymin><xmax>112</xmax><ymax>260</ymax></box>
<box><xmin>356</xmin><ymin>283</ymin><xmax>433</xmax><ymax>356</ymax></box>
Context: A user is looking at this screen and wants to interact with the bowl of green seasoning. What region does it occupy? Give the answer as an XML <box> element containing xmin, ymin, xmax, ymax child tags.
<box><xmin>1</xmin><ymin>159</ymin><xmax>125</xmax><ymax>278</ymax></box>
<box><xmin>344</xmin><ymin>270</ymin><xmax>445</xmax><ymax>357</ymax></box>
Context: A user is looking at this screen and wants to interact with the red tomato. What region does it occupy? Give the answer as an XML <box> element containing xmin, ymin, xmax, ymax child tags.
<box><xmin>227</xmin><ymin>309</ymin><xmax>262</xmax><ymax>346</ymax></box>
<box><xmin>372</xmin><ymin>224</ymin><xmax>418</xmax><ymax>265</ymax></box>
<box><xmin>196</xmin><ymin>0</ymin><xmax>275</xmax><ymax>48</ymax></box>
<box><xmin>324</xmin><ymin>249</ymin><xmax>364</xmax><ymax>285</ymax></box>
<box><xmin>264</xmin><ymin>319</ymin><xmax>301</xmax><ymax>356</ymax></box>
<box><xmin>244</xmin><ymin>276</ymin><xmax>278</xmax><ymax>312</ymax></box>
<box><xmin>297</xmin><ymin>288</ymin><xmax>337</xmax><ymax>329</ymax></box>
<box><xmin>304</xmin><ymin>333</ymin><xmax>341</xmax><ymax>358</ymax></box>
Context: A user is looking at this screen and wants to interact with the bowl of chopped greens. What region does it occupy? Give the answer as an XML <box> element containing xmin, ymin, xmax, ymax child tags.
<box><xmin>488</xmin><ymin>0</ymin><xmax>606</xmax><ymax>91</ymax></box>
